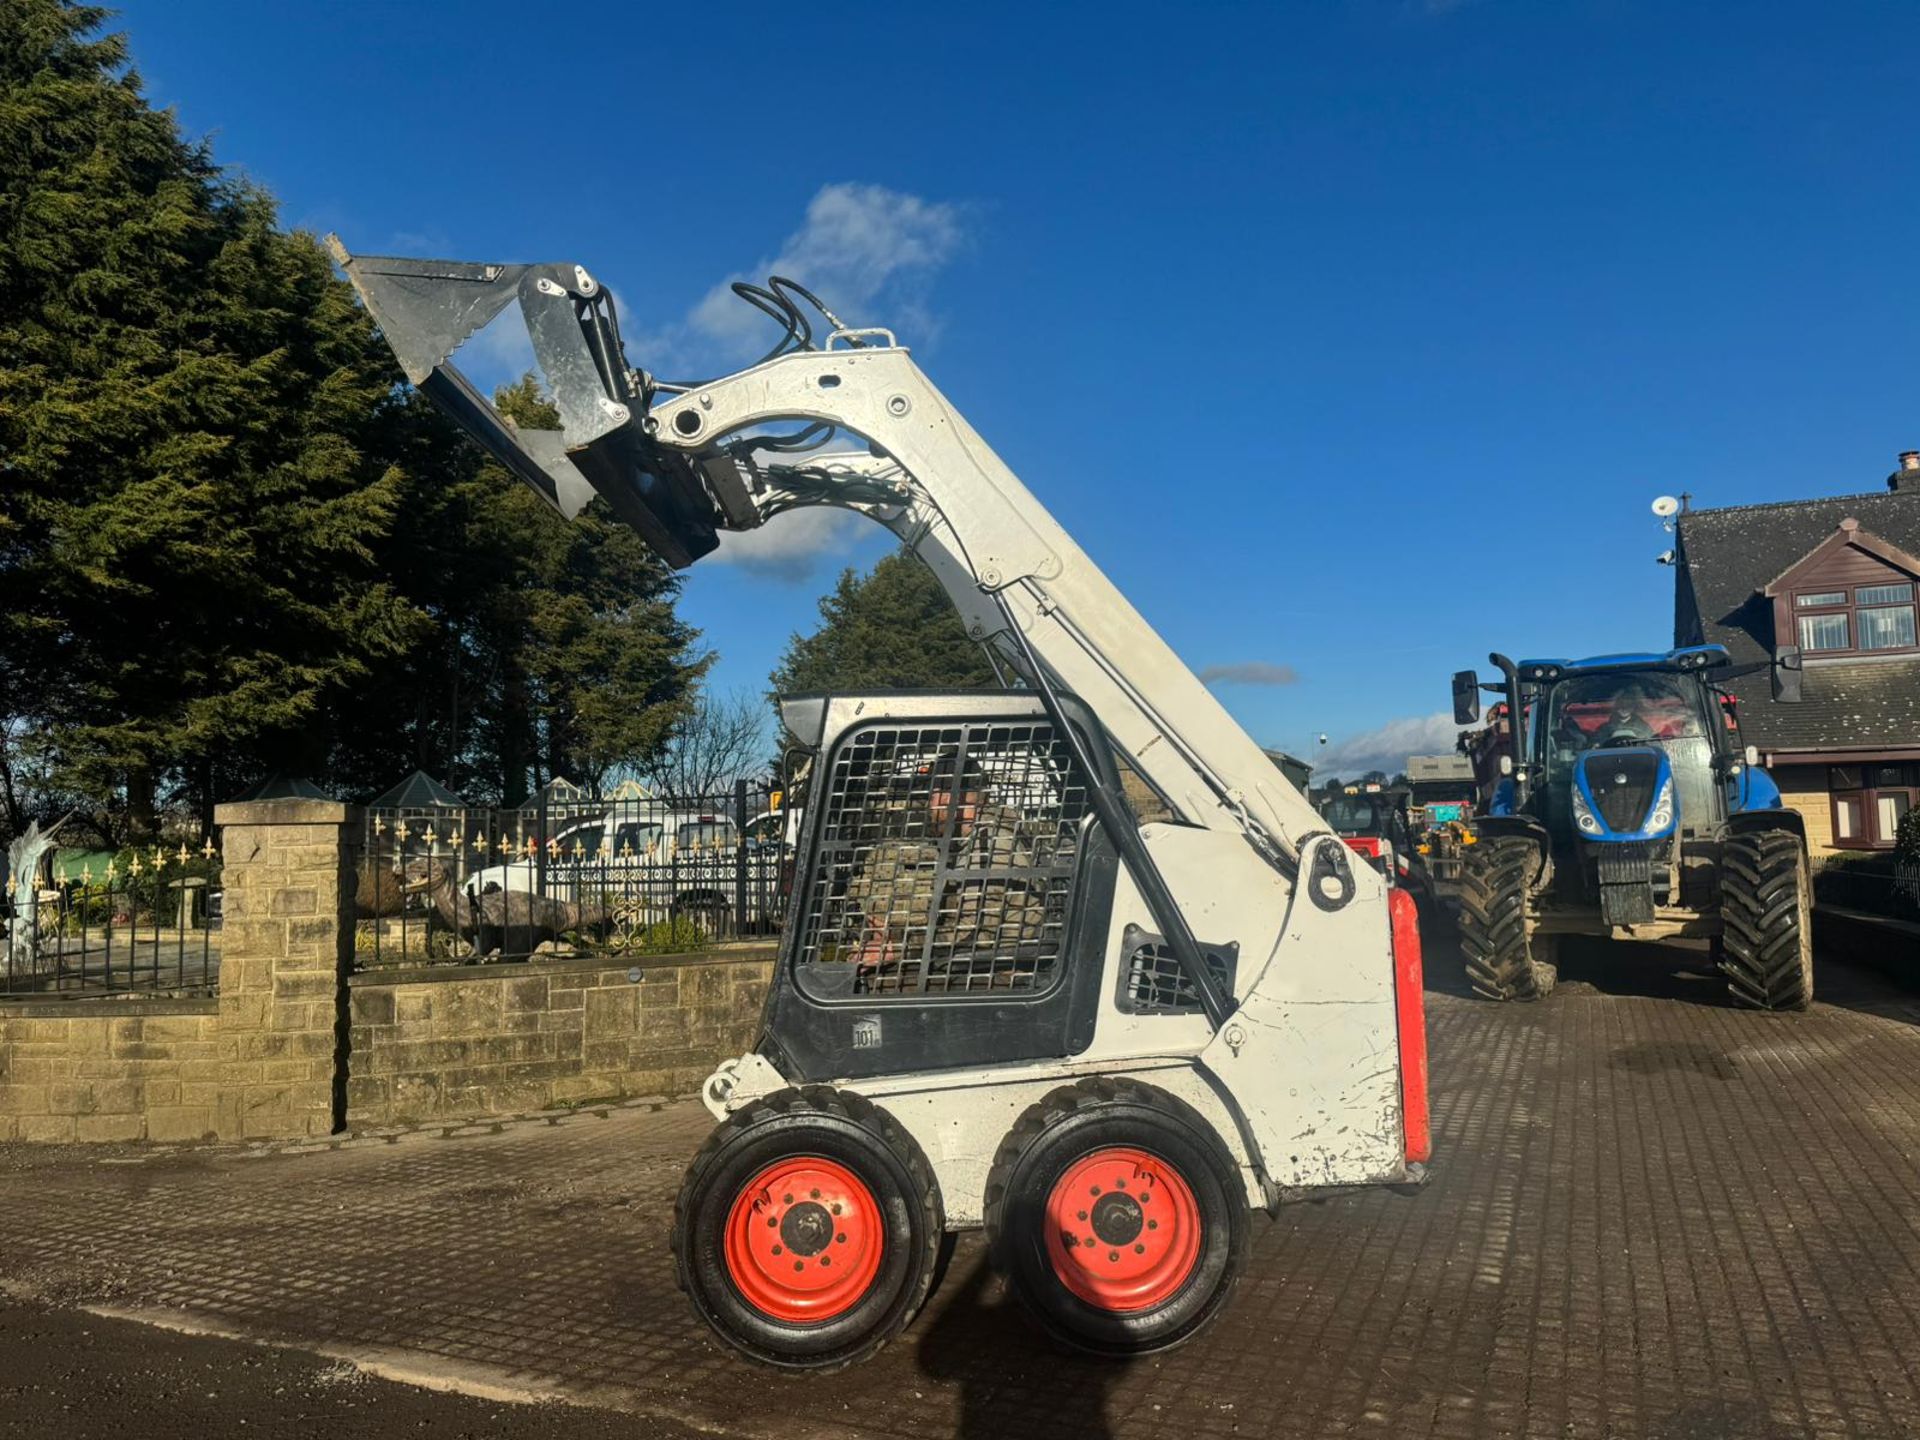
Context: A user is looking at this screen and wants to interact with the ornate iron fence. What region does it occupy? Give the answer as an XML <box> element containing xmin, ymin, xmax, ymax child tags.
<box><xmin>1</xmin><ymin>842</ymin><xmax>222</xmax><ymax>997</ymax></box>
<box><xmin>354</xmin><ymin>781</ymin><xmax>788</xmax><ymax>968</ymax></box>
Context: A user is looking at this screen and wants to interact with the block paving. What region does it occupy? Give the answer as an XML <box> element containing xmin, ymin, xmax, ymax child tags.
<box><xmin>1</xmin><ymin>940</ymin><xmax>1918</xmax><ymax>1438</ymax></box>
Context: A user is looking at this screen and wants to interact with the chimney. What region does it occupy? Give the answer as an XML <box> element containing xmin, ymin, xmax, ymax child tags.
<box><xmin>1894</xmin><ymin>450</ymin><xmax>1920</xmax><ymax>493</ymax></box>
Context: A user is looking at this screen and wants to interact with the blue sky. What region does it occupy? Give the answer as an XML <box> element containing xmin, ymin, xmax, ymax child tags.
<box><xmin>123</xmin><ymin>0</ymin><xmax>1919</xmax><ymax>776</ymax></box>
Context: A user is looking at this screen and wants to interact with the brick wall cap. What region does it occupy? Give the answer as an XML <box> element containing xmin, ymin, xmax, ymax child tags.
<box><xmin>352</xmin><ymin>946</ymin><xmax>777</xmax><ymax>989</ymax></box>
<box><xmin>215</xmin><ymin>799</ymin><xmax>362</xmax><ymax>827</ymax></box>
<box><xmin>0</xmin><ymin>998</ymin><xmax>218</xmax><ymax>1019</ymax></box>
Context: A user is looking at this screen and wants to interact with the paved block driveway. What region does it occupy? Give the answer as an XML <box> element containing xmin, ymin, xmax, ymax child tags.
<box><xmin>3</xmin><ymin>941</ymin><xmax>1919</xmax><ymax>1439</ymax></box>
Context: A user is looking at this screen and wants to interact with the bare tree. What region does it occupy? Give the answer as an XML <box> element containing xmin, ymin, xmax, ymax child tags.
<box><xmin>631</xmin><ymin>690</ymin><xmax>772</xmax><ymax>803</ymax></box>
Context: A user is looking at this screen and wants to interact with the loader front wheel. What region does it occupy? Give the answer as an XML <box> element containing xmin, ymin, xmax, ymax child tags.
<box><xmin>984</xmin><ymin>1077</ymin><xmax>1246</xmax><ymax>1356</ymax></box>
<box><xmin>672</xmin><ymin>1086</ymin><xmax>944</xmax><ymax>1369</ymax></box>
<box><xmin>1455</xmin><ymin>836</ymin><xmax>1556</xmax><ymax>1001</ymax></box>
<box><xmin>1719</xmin><ymin>831</ymin><xmax>1814</xmax><ymax>1011</ymax></box>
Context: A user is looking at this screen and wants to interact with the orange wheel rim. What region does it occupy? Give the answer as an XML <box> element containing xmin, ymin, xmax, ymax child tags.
<box><xmin>1043</xmin><ymin>1146</ymin><xmax>1202</xmax><ymax>1312</ymax></box>
<box><xmin>723</xmin><ymin>1157</ymin><xmax>885</xmax><ymax>1322</ymax></box>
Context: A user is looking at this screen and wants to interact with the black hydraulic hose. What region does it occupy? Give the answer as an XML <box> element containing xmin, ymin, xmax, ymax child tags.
<box><xmin>996</xmin><ymin>598</ymin><xmax>1236</xmax><ymax>1032</ymax></box>
<box><xmin>1489</xmin><ymin>652</ymin><xmax>1526</xmax><ymax>805</ymax></box>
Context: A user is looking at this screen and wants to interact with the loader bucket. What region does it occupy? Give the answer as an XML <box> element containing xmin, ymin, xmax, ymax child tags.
<box><xmin>326</xmin><ymin>237</ymin><xmax>738</xmax><ymax>568</ymax></box>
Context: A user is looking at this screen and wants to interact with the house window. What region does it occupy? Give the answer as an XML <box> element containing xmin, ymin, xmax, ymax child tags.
<box><xmin>1798</xmin><ymin>610</ymin><xmax>1850</xmax><ymax>651</ymax></box>
<box><xmin>1856</xmin><ymin>583</ymin><xmax>1916</xmax><ymax>650</ymax></box>
<box><xmin>1876</xmin><ymin>791</ymin><xmax>1911</xmax><ymax>837</ymax></box>
<box><xmin>1792</xmin><ymin>581</ymin><xmax>1918</xmax><ymax>656</ymax></box>
<box><xmin>1829</xmin><ymin>762</ymin><xmax>1920</xmax><ymax>849</ymax></box>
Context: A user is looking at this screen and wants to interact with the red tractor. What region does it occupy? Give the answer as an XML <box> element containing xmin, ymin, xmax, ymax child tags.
<box><xmin>1314</xmin><ymin>784</ymin><xmax>1417</xmax><ymax>887</ymax></box>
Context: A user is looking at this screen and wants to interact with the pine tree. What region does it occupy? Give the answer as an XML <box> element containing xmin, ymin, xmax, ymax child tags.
<box><xmin>466</xmin><ymin>377</ymin><xmax>707</xmax><ymax>801</ymax></box>
<box><xmin>0</xmin><ymin>1</ymin><xmax>417</xmax><ymax>837</ymax></box>
<box><xmin>0</xmin><ymin>4</ymin><xmax>711</xmax><ymax>833</ymax></box>
<box><xmin>322</xmin><ymin>377</ymin><xmax>708</xmax><ymax>805</ymax></box>
<box><xmin>771</xmin><ymin>550</ymin><xmax>999</xmax><ymax>700</ymax></box>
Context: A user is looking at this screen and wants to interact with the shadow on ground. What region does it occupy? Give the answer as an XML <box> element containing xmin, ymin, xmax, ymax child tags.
<box><xmin>914</xmin><ymin>1250</ymin><xmax>1121</xmax><ymax>1440</ymax></box>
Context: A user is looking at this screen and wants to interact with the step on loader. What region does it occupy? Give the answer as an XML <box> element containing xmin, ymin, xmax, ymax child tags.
<box><xmin>333</xmin><ymin>240</ymin><xmax>1430</xmax><ymax>1366</ymax></box>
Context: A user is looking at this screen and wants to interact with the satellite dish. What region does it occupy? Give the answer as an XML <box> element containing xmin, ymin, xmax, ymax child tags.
<box><xmin>1651</xmin><ymin>495</ymin><xmax>1680</xmax><ymax>518</ymax></box>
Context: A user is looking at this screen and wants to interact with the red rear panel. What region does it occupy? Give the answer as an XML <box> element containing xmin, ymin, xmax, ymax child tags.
<box><xmin>1389</xmin><ymin>887</ymin><xmax>1431</xmax><ymax>1165</ymax></box>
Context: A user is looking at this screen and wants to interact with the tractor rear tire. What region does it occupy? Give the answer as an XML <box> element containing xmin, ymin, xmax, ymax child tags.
<box><xmin>983</xmin><ymin>1077</ymin><xmax>1247</xmax><ymax>1357</ymax></box>
<box><xmin>1719</xmin><ymin>831</ymin><xmax>1814</xmax><ymax>1011</ymax></box>
<box><xmin>1455</xmin><ymin>836</ymin><xmax>1556</xmax><ymax>1002</ymax></box>
<box><xmin>672</xmin><ymin>1085</ymin><xmax>945</xmax><ymax>1369</ymax></box>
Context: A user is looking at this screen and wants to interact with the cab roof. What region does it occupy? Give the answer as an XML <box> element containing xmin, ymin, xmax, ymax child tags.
<box><xmin>1512</xmin><ymin>645</ymin><xmax>1730</xmax><ymax>681</ymax></box>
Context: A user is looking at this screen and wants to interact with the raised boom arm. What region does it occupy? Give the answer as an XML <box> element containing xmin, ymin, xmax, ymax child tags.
<box><xmin>330</xmin><ymin>240</ymin><xmax>1375</xmax><ymax>1030</ymax></box>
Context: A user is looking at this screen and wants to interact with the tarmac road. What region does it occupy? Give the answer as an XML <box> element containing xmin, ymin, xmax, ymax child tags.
<box><xmin>0</xmin><ymin>935</ymin><xmax>1917</xmax><ymax>1438</ymax></box>
<box><xmin>0</xmin><ymin>1294</ymin><xmax>706</xmax><ymax>1440</ymax></box>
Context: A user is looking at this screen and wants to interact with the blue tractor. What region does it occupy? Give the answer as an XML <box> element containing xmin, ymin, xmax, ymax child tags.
<box><xmin>1449</xmin><ymin>645</ymin><xmax>1813</xmax><ymax>1010</ymax></box>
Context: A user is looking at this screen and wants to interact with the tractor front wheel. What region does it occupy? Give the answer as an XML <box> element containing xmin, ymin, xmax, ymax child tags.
<box><xmin>1719</xmin><ymin>831</ymin><xmax>1814</xmax><ymax>1011</ymax></box>
<box><xmin>1455</xmin><ymin>836</ymin><xmax>1556</xmax><ymax>1001</ymax></box>
<box><xmin>983</xmin><ymin>1077</ymin><xmax>1247</xmax><ymax>1356</ymax></box>
<box><xmin>672</xmin><ymin>1085</ymin><xmax>945</xmax><ymax>1369</ymax></box>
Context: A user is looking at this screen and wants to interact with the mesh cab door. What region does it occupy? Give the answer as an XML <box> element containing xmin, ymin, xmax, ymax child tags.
<box><xmin>760</xmin><ymin>714</ymin><xmax>1117</xmax><ymax>1082</ymax></box>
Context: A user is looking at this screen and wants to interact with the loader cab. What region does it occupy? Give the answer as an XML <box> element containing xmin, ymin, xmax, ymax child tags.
<box><xmin>754</xmin><ymin>691</ymin><xmax>1132</xmax><ymax>1084</ymax></box>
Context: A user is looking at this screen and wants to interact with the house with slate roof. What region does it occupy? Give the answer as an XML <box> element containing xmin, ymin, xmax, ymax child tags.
<box><xmin>1673</xmin><ymin>451</ymin><xmax>1920</xmax><ymax>856</ymax></box>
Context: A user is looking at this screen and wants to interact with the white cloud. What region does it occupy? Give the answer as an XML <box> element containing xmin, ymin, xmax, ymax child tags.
<box><xmin>1200</xmin><ymin>662</ymin><xmax>1300</xmax><ymax>687</ymax></box>
<box><xmin>710</xmin><ymin>508</ymin><xmax>876</xmax><ymax>582</ymax></box>
<box><xmin>688</xmin><ymin>183</ymin><xmax>968</xmax><ymax>359</ymax></box>
<box><xmin>1313</xmin><ymin>712</ymin><xmax>1467</xmax><ymax>780</ymax></box>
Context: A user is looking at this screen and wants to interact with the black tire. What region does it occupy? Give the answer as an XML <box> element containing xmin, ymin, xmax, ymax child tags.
<box><xmin>1719</xmin><ymin>830</ymin><xmax>1814</xmax><ymax>1011</ymax></box>
<box><xmin>671</xmin><ymin>1085</ymin><xmax>945</xmax><ymax>1369</ymax></box>
<box><xmin>1455</xmin><ymin>836</ymin><xmax>1556</xmax><ymax>1001</ymax></box>
<box><xmin>982</xmin><ymin>1077</ymin><xmax>1247</xmax><ymax>1357</ymax></box>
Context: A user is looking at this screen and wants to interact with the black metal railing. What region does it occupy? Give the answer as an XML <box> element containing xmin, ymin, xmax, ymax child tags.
<box><xmin>353</xmin><ymin>781</ymin><xmax>788</xmax><ymax>968</ymax></box>
<box><xmin>1815</xmin><ymin>856</ymin><xmax>1916</xmax><ymax>920</ymax></box>
<box><xmin>1</xmin><ymin>845</ymin><xmax>222</xmax><ymax>997</ymax></box>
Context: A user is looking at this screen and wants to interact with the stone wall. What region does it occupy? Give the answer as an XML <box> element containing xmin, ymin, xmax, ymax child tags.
<box><xmin>346</xmin><ymin>949</ymin><xmax>774</xmax><ymax>1125</ymax></box>
<box><xmin>0</xmin><ymin>999</ymin><xmax>221</xmax><ymax>1142</ymax></box>
<box><xmin>0</xmin><ymin>798</ymin><xmax>355</xmax><ymax>1145</ymax></box>
<box><xmin>0</xmin><ymin>796</ymin><xmax>775</xmax><ymax>1143</ymax></box>
<box><xmin>212</xmin><ymin>800</ymin><xmax>357</xmax><ymax>1140</ymax></box>
<box><xmin>1775</xmin><ymin>764</ymin><xmax>1837</xmax><ymax>856</ymax></box>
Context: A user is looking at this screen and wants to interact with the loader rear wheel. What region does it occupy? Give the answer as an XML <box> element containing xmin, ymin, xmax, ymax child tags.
<box><xmin>983</xmin><ymin>1077</ymin><xmax>1246</xmax><ymax>1356</ymax></box>
<box><xmin>672</xmin><ymin>1086</ymin><xmax>944</xmax><ymax>1369</ymax></box>
<box><xmin>1455</xmin><ymin>836</ymin><xmax>1555</xmax><ymax>1002</ymax></box>
<box><xmin>1719</xmin><ymin>831</ymin><xmax>1814</xmax><ymax>1011</ymax></box>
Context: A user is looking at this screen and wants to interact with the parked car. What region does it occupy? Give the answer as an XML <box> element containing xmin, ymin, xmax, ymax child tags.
<box><xmin>460</xmin><ymin>808</ymin><xmax>783</xmax><ymax>935</ymax></box>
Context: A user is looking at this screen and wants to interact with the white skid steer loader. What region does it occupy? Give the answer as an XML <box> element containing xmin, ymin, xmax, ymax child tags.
<box><xmin>331</xmin><ymin>240</ymin><xmax>1431</xmax><ymax>1366</ymax></box>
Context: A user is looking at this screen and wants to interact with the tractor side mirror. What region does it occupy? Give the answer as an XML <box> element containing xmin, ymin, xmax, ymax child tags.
<box><xmin>1771</xmin><ymin>646</ymin><xmax>1804</xmax><ymax>703</ymax></box>
<box><xmin>1452</xmin><ymin>670</ymin><xmax>1482</xmax><ymax>725</ymax></box>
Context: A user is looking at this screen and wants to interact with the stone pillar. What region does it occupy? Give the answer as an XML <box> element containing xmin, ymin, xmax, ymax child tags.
<box><xmin>212</xmin><ymin>799</ymin><xmax>359</xmax><ymax>1140</ymax></box>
